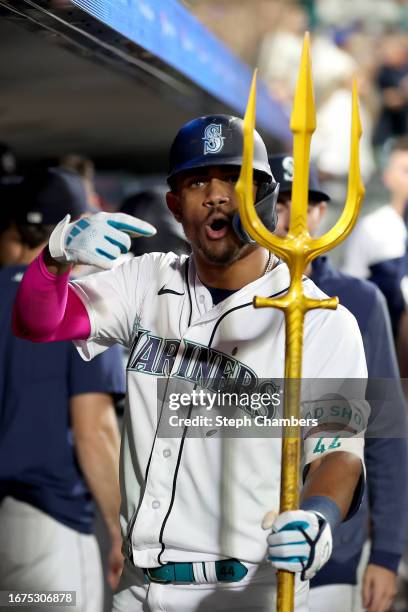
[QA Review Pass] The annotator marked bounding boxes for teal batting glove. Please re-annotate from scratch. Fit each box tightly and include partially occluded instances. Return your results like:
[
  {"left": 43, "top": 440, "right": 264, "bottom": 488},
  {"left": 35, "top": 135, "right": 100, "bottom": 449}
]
[
  {"left": 49, "top": 212, "right": 156, "bottom": 269},
  {"left": 264, "top": 509, "right": 333, "bottom": 581}
]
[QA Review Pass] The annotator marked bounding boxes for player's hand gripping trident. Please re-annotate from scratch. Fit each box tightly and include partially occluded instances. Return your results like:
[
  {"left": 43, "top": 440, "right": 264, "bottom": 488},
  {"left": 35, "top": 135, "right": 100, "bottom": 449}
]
[{"left": 235, "top": 33, "right": 365, "bottom": 612}]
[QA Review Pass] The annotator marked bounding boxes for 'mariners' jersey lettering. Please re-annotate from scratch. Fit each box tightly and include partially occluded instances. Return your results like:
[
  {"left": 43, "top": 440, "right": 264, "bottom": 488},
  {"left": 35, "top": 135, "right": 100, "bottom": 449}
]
[
  {"left": 186, "top": 342, "right": 221, "bottom": 383},
  {"left": 128, "top": 332, "right": 162, "bottom": 373},
  {"left": 128, "top": 331, "right": 259, "bottom": 393},
  {"left": 154, "top": 339, "right": 180, "bottom": 376},
  {"left": 172, "top": 339, "right": 197, "bottom": 379}
]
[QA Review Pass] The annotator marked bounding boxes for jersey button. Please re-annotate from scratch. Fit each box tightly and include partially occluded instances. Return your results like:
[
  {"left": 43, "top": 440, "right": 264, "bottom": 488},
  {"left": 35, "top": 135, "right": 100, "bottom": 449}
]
[
  {"left": 199, "top": 295, "right": 205, "bottom": 303},
  {"left": 152, "top": 500, "right": 161, "bottom": 509},
  {"left": 163, "top": 448, "right": 171, "bottom": 458}
]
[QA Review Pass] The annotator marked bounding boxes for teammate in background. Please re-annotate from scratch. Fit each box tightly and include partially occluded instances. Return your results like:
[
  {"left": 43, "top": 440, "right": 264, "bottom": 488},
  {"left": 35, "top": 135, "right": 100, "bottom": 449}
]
[
  {"left": 0, "top": 168, "right": 125, "bottom": 611},
  {"left": 13, "top": 116, "right": 368, "bottom": 612},
  {"left": 59, "top": 154, "right": 101, "bottom": 209},
  {"left": 120, "top": 188, "right": 189, "bottom": 256},
  {"left": 342, "top": 137, "right": 408, "bottom": 337},
  {"left": 271, "top": 153, "right": 408, "bottom": 612}
]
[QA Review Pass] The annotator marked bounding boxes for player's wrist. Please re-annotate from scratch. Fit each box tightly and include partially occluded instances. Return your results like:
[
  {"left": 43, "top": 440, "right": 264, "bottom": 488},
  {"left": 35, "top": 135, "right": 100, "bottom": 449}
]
[
  {"left": 42, "top": 245, "right": 72, "bottom": 276},
  {"left": 300, "top": 495, "right": 342, "bottom": 533},
  {"left": 104, "top": 519, "right": 122, "bottom": 544}
]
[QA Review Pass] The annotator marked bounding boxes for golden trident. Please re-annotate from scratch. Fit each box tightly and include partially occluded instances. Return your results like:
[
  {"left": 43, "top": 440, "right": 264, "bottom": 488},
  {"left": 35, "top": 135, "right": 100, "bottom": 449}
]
[{"left": 235, "top": 33, "right": 365, "bottom": 612}]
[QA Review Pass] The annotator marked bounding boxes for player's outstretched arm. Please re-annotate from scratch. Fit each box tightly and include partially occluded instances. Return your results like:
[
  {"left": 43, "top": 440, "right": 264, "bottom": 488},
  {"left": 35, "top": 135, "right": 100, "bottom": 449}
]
[
  {"left": 12, "top": 212, "right": 156, "bottom": 343},
  {"left": 265, "top": 451, "right": 362, "bottom": 580}
]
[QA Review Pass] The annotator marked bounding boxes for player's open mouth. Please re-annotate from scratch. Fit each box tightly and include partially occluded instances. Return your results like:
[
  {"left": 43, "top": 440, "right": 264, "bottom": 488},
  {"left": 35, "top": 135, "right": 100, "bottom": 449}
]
[{"left": 205, "top": 216, "right": 231, "bottom": 240}]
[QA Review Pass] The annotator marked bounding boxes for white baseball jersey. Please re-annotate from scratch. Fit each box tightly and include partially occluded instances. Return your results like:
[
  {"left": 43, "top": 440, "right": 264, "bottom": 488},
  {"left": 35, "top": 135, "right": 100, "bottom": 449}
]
[
  {"left": 70, "top": 253, "right": 367, "bottom": 569},
  {"left": 342, "top": 204, "right": 407, "bottom": 278}
]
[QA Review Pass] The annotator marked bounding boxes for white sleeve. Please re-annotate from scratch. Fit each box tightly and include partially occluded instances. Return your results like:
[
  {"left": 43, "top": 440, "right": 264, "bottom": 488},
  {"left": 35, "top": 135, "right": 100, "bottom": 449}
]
[
  {"left": 301, "top": 305, "right": 369, "bottom": 468},
  {"left": 342, "top": 212, "right": 406, "bottom": 277},
  {"left": 70, "top": 254, "right": 157, "bottom": 360},
  {"left": 342, "top": 222, "right": 372, "bottom": 278}
]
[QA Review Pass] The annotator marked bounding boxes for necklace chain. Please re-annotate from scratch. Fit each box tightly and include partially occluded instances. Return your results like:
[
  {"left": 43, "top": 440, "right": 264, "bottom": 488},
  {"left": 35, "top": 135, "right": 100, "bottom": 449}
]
[{"left": 264, "top": 252, "right": 275, "bottom": 275}]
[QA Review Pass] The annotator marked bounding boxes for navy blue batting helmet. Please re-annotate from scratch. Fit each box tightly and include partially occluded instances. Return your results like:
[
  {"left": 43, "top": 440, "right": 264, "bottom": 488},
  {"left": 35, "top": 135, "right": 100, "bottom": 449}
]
[
  {"left": 268, "top": 154, "right": 330, "bottom": 202},
  {"left": 167, "top": 114, "right": 273, "bottom": 185}
]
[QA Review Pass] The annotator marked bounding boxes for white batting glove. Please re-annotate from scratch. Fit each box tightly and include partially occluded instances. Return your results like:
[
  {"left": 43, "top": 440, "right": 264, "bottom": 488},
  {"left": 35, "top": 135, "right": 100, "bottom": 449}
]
[
  {"left": 49, "top": 212, "right": 157, "bottom": 270},
  {"left": 263, "top": 509, "right": 332, "bottom": 581}
]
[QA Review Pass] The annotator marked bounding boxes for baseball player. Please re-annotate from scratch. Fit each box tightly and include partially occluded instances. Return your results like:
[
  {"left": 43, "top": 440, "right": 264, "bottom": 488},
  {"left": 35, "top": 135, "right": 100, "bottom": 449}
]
[
  {"left": 0, "top": 168, "right": 126, "bottom": 611},
  {"left": 342, "top": 136, "right": 408, "bottom": 337},
  {"left": 270, "top": 153, "right": 408, "bottom": 612},
  {"left": 13, "top": 116, "right": 367, "bottom": 612}
]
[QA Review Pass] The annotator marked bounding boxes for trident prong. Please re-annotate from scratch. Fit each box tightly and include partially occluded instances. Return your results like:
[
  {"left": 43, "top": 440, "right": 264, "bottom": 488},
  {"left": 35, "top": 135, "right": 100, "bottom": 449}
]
[{"left": 235, "top": 32, "right": 364, "bottom": 612}]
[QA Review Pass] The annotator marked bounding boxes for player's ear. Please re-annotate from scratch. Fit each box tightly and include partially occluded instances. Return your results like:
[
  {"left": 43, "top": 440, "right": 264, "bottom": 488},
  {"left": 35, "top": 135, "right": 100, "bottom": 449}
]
[{"left": 166, "top": 191, "right": 182, "bottom": 223}]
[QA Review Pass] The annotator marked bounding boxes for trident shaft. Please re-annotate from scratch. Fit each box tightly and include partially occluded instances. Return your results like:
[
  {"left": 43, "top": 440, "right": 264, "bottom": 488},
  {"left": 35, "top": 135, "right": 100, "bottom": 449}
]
[{"left": 235, "top": 32, "right": 365, "bottom": 612}]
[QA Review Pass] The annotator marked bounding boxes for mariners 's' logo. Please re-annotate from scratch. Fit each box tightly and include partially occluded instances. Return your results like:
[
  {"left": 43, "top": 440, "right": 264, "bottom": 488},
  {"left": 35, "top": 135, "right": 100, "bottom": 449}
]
[
  {"left": 203, "top": 124, "right": 225, "bottom": 155},
  {"left": 282, "top": 156, "right": 294, "bottom": 182}
]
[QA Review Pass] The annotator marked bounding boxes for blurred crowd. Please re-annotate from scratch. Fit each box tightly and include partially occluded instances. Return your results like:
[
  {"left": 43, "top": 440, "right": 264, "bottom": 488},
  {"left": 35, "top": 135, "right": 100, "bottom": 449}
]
[{"left": 191, "top": 0, "right": 408, "bottom": 203}]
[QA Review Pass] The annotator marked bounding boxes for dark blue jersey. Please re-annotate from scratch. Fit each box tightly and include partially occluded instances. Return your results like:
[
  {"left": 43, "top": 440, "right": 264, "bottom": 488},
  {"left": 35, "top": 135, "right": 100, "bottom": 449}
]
[
  {"left": 369, "top": 254, "right": 407, "bottom": 337},
  {"left": 310, "top": 256, "right": 408, "bottom": 586},
  {"left": 0, "top": 265, "right": 125, "bottom": 534}
]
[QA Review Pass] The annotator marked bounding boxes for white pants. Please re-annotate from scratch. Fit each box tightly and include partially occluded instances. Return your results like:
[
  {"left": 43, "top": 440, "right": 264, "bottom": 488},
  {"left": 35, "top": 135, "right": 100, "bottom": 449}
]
[
  {"left": 113, "top": 559, "right": 309, "bottom": 612},
  {"left": 309, "top": 584, "right": 354, "bottom": 611},
  {"left": 0, "top": 497, "right": 103, "bottom": 612}
]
